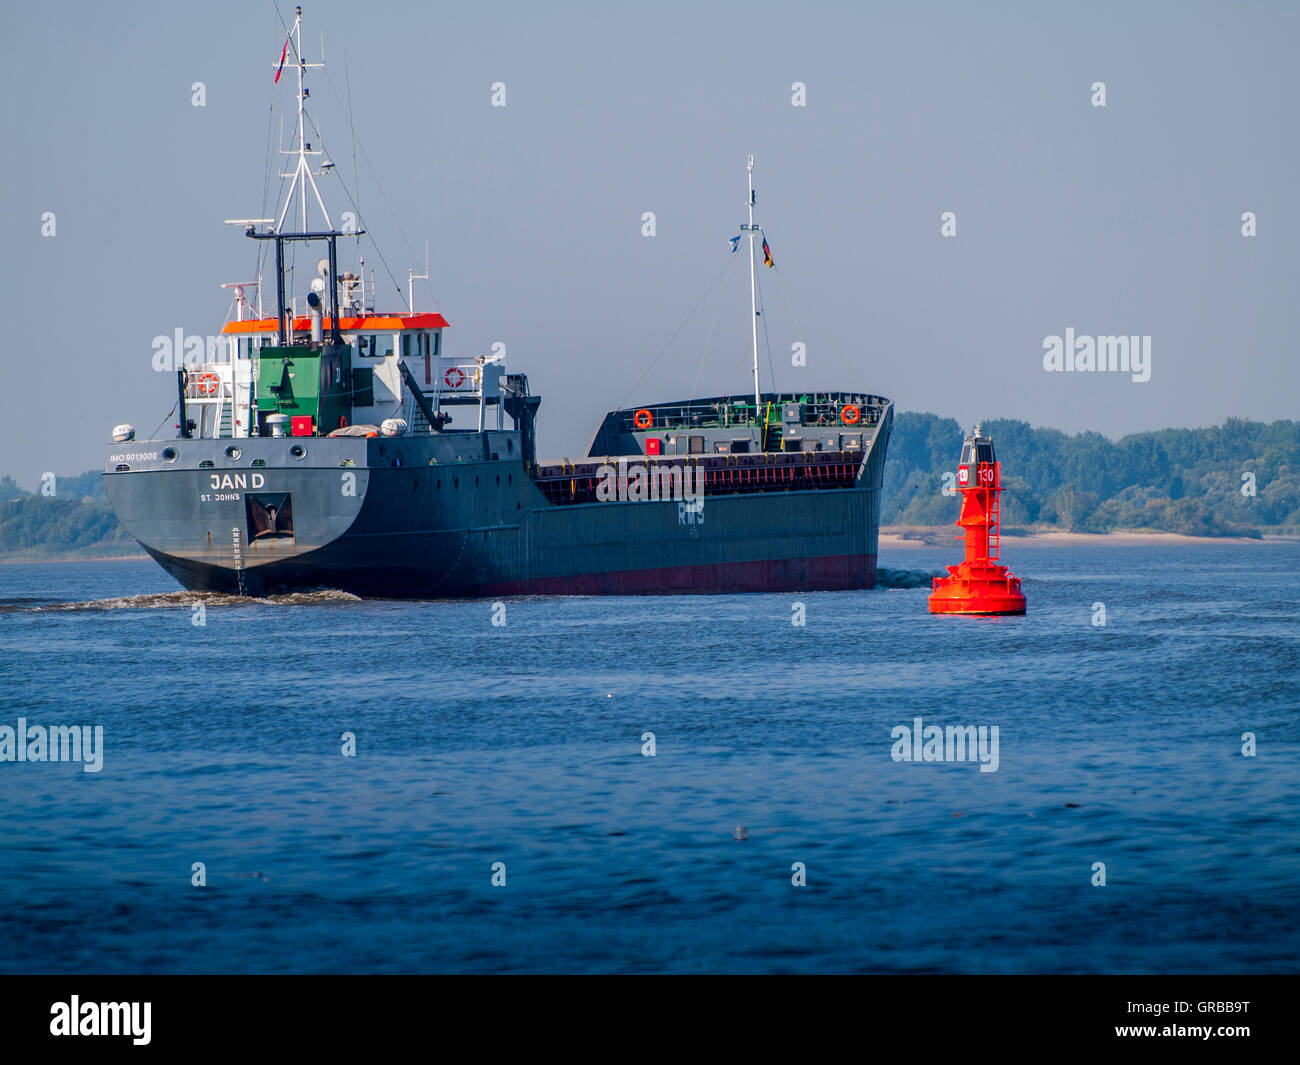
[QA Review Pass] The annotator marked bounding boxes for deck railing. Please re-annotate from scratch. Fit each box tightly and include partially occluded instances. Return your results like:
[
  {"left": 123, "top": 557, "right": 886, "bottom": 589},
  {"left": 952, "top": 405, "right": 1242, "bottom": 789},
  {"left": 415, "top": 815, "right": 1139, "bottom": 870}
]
[{"left": 619, "top": 393, "right": 885, "bottom": 435}]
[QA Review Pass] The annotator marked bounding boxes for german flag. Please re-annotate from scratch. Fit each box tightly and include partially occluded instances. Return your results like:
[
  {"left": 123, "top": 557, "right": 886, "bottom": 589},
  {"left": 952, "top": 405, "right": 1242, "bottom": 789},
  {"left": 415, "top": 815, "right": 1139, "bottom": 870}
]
[
  {"left": 274, "top": 30, "right": 291, "bottom": 84},
  {"left": 762, "top": 236, "right": 774, "bottom": 268}
]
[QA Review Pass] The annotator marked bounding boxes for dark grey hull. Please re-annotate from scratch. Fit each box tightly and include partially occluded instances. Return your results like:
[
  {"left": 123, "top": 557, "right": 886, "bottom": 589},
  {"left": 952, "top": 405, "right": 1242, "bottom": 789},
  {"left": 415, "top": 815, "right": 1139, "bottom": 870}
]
[{"left": 105, "top": 407, "right": 891, "bottom": 598}]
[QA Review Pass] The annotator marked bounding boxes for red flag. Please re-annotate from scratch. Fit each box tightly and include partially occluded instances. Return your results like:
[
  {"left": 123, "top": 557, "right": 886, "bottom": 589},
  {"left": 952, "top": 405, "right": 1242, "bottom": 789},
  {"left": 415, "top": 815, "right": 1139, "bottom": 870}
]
[{"left": 274, "top": 38, "right": 289, "bottom": 83}]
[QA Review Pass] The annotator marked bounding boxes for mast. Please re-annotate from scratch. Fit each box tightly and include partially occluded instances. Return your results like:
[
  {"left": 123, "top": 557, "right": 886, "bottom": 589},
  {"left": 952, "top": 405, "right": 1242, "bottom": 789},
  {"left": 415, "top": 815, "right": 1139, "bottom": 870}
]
[
  {"left": 243, "top": 5, "right": 357, "bottom": 348},
  {"left": 746, "top": 155, "right": 761, "bottom": 419},
  {"left": 296, "top": 10, "right": 306, "bottom": 233},
  {"left": 275, "top": 6, "right": 333, "bottom": 238},
  {"left": 408, "top": 241, "right": 429, "bottom": 314}
]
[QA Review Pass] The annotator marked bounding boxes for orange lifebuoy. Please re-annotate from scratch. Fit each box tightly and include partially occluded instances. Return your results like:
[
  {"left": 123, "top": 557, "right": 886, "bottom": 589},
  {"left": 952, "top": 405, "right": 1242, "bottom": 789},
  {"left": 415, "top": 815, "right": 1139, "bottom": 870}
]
[
  {"left": 841, "top": 404, "right": 860, "bottom": 425},
  {"left": 444, "top": 366, "right": 465, "bottom": 388},
  {"left": 633, "top": 408, "right": 653, "bottom": 430},
  {"left": 195, "top": 372, "right": 219, "bottom": 397}
]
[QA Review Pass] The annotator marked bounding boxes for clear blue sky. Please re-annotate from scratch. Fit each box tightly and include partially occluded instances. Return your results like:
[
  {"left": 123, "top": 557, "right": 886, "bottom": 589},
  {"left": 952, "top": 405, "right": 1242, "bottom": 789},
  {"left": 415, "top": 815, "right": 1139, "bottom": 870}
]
[{"left": 2, "top": 0, "right": 1295, "bottom": 485}]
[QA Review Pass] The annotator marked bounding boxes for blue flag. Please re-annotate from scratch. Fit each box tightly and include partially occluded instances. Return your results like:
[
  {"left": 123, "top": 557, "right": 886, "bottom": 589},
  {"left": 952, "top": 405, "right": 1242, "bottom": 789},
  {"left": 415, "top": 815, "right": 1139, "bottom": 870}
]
[{"left": 729, "top": 234, "right": 742, "bottom": 253}]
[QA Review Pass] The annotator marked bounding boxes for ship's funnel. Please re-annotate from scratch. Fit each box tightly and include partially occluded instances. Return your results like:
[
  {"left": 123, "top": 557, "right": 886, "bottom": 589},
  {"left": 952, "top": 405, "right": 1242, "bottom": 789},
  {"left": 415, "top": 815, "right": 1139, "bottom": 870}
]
[{"left": 307, "top": 290, "right": 323, "bottom": 343}]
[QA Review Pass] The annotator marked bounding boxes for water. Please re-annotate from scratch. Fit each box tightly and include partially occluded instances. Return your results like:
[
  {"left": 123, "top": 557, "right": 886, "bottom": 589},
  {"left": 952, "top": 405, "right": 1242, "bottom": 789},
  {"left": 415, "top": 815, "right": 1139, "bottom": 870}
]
[{"left": 1, "top": 543, "right": 1297, "bottom": 973}]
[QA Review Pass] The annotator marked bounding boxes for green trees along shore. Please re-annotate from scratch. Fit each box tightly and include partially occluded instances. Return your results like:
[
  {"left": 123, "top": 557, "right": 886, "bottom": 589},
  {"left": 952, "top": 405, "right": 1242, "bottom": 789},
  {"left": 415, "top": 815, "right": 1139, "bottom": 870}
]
[
  {"left": 0, "top": 473, "right": 136, "bottom": 559},
  {"left": 883, "top": 414, "right": 1300, "bottom": 536}
]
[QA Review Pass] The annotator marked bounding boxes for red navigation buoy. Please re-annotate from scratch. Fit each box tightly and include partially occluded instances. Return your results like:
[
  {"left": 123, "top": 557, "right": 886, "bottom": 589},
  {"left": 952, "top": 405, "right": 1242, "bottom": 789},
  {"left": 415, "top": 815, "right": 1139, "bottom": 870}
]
[{"left": 929, "top": 424, "right": 1027, "bottom": 615}]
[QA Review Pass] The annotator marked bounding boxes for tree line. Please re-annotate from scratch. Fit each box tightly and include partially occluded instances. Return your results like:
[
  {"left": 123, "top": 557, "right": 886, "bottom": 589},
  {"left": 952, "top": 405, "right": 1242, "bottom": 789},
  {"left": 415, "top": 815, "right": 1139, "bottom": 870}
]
[
  {"left": 883, "top": 413, "right": 1300, "bottom": 536},
  {"left": 0, "top": 473, "right": 136, "bottom": 558}
]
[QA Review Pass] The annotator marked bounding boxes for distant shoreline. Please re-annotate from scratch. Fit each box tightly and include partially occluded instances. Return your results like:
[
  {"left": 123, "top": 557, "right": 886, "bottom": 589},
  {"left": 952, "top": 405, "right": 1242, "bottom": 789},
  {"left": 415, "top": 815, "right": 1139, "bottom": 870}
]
[
  {"left": 0, "top": 553, "right": 148, "bottom": 565},
  {"left": 881, "top": 528, "right": 1296, "bottom": 548}
]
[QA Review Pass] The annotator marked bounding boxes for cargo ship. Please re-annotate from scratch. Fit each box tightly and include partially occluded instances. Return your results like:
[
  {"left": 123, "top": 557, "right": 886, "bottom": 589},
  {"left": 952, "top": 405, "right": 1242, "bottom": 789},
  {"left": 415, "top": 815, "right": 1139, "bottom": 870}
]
[{"left": 103, "top": 7, "right": 893, "bottom": 597}]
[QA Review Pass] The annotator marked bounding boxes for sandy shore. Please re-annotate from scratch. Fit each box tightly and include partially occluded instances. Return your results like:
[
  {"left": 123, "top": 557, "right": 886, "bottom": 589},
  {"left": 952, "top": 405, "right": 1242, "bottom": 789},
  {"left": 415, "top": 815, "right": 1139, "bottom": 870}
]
[{"left": 881, "top": 529, "right": 1291, "bottom": 548}]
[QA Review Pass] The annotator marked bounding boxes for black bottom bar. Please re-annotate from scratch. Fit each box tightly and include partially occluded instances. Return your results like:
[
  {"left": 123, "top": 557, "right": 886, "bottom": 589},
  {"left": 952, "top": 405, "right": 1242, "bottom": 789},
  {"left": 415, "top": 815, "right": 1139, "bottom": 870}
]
[{"left": 0, "top": 975, "right": 1291, "bottom": 1053}]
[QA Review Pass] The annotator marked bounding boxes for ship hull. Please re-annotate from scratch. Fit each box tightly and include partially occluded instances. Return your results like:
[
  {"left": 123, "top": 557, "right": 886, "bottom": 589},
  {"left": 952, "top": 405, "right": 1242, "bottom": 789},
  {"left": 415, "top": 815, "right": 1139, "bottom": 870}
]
[
  {"left": 105, "top": 408, "right": 890, "bottom": 598},
  {"left": 141, "top": 537, "right": 877, "bottom": 598}
]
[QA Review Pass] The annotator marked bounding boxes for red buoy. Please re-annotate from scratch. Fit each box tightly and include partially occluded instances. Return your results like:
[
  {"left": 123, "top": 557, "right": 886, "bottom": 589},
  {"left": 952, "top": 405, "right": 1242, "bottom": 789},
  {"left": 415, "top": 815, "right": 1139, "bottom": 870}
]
[{"left": 929, "top": 425, "right": 1026, "bottom": 615}]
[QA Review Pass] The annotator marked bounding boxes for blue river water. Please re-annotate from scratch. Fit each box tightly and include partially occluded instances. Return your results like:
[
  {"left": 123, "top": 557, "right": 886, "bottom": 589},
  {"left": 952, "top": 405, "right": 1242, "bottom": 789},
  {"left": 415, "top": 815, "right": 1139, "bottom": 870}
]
[{"left": 0, "top": 542, "right": 1297, "bottom": 974}]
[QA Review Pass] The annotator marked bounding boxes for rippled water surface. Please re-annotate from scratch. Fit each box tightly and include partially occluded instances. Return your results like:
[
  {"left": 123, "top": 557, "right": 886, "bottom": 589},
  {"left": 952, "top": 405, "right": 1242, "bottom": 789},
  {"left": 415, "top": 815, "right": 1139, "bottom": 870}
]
[{"left": 1, "top": 543, "right": 1297, "bottom": 973}]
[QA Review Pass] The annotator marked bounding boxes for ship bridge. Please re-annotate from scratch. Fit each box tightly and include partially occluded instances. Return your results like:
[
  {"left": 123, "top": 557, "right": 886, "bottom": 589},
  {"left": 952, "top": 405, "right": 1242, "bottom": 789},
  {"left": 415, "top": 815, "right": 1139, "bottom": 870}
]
[
  {"left": 158, "top": 3, "right": 509, "bottom": 447},
  {"left": 176, "top": 308, "right": 512, "bottom": 441}
]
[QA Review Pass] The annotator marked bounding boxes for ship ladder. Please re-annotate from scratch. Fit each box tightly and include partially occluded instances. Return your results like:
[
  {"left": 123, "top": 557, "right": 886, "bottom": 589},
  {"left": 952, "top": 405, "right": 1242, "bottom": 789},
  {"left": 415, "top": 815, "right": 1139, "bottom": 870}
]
[{"left": 987, "top": 465, "right": 1000, "bottom": 561}]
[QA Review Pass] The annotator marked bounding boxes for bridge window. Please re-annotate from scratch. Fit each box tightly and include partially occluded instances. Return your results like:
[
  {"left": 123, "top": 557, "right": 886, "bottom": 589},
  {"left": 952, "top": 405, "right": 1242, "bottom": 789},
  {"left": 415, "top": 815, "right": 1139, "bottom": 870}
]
[
  {"left": 358, "top": 334, "right": 394, "bottom": 359},
  {"left": 401, "top": 332, "right": 435, "bottom": 359}
]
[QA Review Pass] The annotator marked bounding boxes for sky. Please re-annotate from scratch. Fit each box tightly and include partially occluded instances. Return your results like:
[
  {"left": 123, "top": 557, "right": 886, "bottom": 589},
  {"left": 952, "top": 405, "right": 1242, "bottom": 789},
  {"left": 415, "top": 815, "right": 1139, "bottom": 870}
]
[{"left": 1, "top": 0, "right": 1296, "bottom": 485}]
